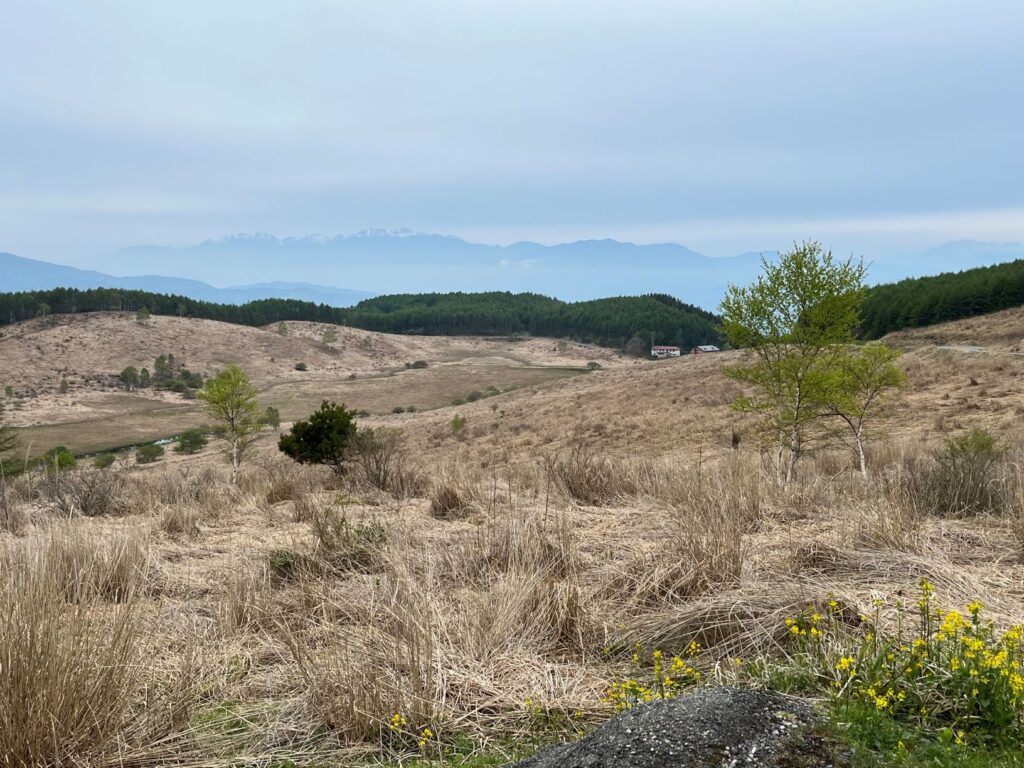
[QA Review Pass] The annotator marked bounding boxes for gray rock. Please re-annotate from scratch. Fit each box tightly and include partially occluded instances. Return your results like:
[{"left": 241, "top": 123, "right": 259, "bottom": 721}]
[{"left": 508, "top": 687, "right": 843, "bottom": 768}]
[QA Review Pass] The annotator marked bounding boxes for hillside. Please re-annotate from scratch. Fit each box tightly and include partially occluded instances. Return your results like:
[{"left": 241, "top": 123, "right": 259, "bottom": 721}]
[
  {"left": 0, "top": 287, "right": 722, "bottom": 352},
  {"left": 863, "top": 257, "right": 1024, "bottom": 338},
  {"left": 5, "top": 304, "right": 1024, "bottom": 768},
  {"left": 0, "top": 312, "right": 623, "bottom": 453}
]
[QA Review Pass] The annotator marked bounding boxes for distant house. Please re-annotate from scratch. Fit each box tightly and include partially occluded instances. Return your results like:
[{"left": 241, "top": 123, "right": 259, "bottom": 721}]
[
  {"left": 651, "top": 345, "right": 681, "bottom": 358},
  {"left": 692, "top": 345, "right": 721, "bottom": 354}
]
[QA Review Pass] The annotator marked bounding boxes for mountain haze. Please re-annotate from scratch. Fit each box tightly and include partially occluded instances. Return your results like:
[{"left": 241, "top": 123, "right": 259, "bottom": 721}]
[{"left": 0, "top": 252, "right": 373, "bottom": 307}]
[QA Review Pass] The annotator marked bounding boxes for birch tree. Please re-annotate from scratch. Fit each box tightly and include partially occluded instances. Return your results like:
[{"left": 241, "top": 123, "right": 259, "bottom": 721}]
[
  {"left": 720, "top": 242, "right": 866, "bottom": 485},
  {"left": 825, "top": 343, "right": 907, "bottom": 478},
  {"left": 198, "top": 364, "right": 261, "bottom": 484}
]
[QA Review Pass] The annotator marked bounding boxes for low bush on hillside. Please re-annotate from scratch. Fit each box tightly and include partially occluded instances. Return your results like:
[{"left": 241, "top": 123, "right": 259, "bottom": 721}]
[
  {"left": 45, "top": 467, "right": 129, "bottom": 518},
  {"left": 175, "top": 429, "right": 208, "bottom": 454},
  {"left": 891, "top": 428, "right": 1014, "bottom": 517},
  {"left": 93, "top": 452, "right": 117, "bottom": 469},
  {"left": 544, "top": 445, "right": 638, "bottom": 505},
  {"left": 136, "top": 444, "right": 165, "bottom": 464},
  {"left": 351, "top": 427, "right": 425, "bottom": 498}
]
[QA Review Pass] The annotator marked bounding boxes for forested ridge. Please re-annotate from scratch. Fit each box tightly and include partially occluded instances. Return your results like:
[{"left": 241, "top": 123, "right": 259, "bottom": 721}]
[
  {"left": 0, "top": 287, "right": 721, "bottom": 350},
  {"left": 3, "top": 256, "right": 1024, "bottom": 350},
  {"left": 861, "top": 258, "right": 1024, "bottom": 338}
]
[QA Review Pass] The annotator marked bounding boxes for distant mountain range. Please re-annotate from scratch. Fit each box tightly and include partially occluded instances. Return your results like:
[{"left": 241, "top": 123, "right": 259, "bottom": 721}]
[
  {"left": 3, "top": 233, "right": 1024, "bottom": 311},
  {"left": 0, "top": 252, "right": 373, "bottom": 307}
]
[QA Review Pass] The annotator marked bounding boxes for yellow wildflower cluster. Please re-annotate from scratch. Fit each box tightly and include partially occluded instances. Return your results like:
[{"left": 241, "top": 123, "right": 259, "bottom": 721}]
[
  {"left": 603, "top": 644, "right": 702, "bottom": 713},
  {"left": 791, "top": 581, "right": 1024, "bottom": 738}
]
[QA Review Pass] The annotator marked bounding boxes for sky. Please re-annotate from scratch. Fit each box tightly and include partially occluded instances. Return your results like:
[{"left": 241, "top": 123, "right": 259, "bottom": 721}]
[{"left": 2, "top": 0, "right": 1022, "bottom": 265}]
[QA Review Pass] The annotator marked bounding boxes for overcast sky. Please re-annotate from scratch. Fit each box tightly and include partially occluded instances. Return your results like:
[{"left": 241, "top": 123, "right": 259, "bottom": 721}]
[{"left": 2, "top": 0, "right": 1022, "bottom": 263}]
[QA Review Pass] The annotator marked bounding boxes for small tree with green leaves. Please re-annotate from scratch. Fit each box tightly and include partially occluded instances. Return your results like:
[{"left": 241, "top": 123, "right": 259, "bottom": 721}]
[
  {"left": 278, "top": 401, "right": 357, "bottom": 474},
  {"left": 261, "top": 406, "right": 281, "bottom": 429},
  {"left": 4, "top": 385, "right": 13, "bottom": 399},
  {"left": 136, "top": 443, "right": 164, "bottom": 464},
  {"left": 139, "top": 368, "right": 151, "bottom": 388},
  {"left": 119, "top": 366, "right": 140, "bottom": 391},
  {"left": 59, "top": 377, "right": 70, "bottom": 394},
  {"left": 720, "top": 241, "right": 867, "bottom": 485},
  {"left": 322, "top": 327, "right": 338, "bottom": 344},
  {"left": 824, "top": 344, "right": 907, "bottom": 477},
  {"left": 136, "top": 307, "right": 150, "bottom": 322},
  {"left": 175, "top": 429, "right": 208, "bottom": 455},
  {"left": 277, "top": 322, "right": 288, "bottom": 336},
  {"left": 198, "top": 364, "right": 261, "bottom": 484},
  {"left": 41, "top": 446, "right": 76, "bottom": 473}
]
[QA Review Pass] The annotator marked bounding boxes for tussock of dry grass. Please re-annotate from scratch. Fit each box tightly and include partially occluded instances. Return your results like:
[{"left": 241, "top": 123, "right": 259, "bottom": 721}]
[{"left": 4, "top": 340, "right": 1024, "bottom": 764}]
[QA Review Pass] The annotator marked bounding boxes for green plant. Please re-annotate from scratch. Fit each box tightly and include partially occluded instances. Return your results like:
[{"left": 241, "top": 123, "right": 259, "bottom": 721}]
[
  {"left": 450, "top": 414, "right": 466, "bottom": 432},
  {"left": 59, "top": 377, "right": 70, "bottom": 394},
  {"left": 294, "top": 362, "right": 308, "bottom": 371},
  {"left": 4, "top": 385, "right": 13, "bottom": 398},
  {"left": 278, "top": 400, "right": 357, "bottom": 473},
  {"left": 119, "top": 366, "right": 140, "bottom": 391},
  {"left": 136, "top": 444, "right": 164, "bottom": 464},
  {"left": 93, "top": 453, "right": 116, "bottom": 470},
  {"left": 261, "top": 406, "right": 281, "bottom": 429},
  {"left": 175, "top": 429, "right": 208, "bottom": 455},
  {"left": 782, "top": 582, "right": 1024, "bottom": 744},
  {"left": 42, "top": 446, "right": 76, "bottom": 473},
  {"left": 198, "top": 364, "right": 262, "bottom": 484},
  {"left": 720, "top": 241, "right": 867, "bottom": 485},
  {"left": 392, "top": 406, "right": 405, "bottom": 414},
  {"left": 603, "top": 644, "right": 703, "bottom": 712},
  {"left": 586, "top": 361, "right": 602, "bottom": 370}
]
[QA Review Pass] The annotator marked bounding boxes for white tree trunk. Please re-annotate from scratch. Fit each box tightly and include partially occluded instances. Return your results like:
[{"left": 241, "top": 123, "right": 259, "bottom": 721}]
[
  {"left": 230, "top": 433, "right": 240, "bottom": 485},
  {"left": 855, "top": 430, "right": 868, "bottom": 479}
]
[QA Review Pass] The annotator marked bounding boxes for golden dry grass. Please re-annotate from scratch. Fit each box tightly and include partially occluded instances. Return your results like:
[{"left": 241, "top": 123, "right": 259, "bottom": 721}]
[
  {"left": 3, "top": 308, "right": 1024, "bottom": 764},
  {"left": 1, "top": 313, "right": 617, "bottom": 454}
]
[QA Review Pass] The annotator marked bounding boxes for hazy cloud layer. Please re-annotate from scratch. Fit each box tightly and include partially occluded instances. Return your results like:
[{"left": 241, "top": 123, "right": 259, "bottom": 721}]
[{"left": 2, "top": 1, "right": 1022, "bottom": 264}]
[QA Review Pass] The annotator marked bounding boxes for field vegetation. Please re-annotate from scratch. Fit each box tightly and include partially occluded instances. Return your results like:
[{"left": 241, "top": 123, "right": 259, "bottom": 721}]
[{"left": 3, "top": 247, "right": 1024, "bottom": 765}]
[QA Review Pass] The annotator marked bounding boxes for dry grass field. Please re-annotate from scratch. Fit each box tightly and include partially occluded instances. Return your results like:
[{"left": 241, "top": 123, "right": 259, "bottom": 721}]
[
  {"left": 3, "top": 309, "right": 1024, "bottom": 766},
  {"left": 0, "top": 313, "right": 620, "bottom": 454}
]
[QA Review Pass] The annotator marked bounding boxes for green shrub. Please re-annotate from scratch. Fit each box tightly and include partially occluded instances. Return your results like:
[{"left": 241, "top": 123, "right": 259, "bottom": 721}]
[
  {"left": 587, "top": 361, "right": 602, "bottom": 370},
  {"left": 135, "top": 444, "right": 164, "bottom": 464},
  {"left": 407, "top": 360, "right": 428, "bottom": 369},
  {"left": 41, "top": 446, "right": 76, "bottom": 473},
  {"left": 261, "top": 406, "right": 281, "bottom": 429},
  {"left": 392, "top": 406, "right": 405, "bottom": 414},
  {"left": 294, "top": 362, "right": 308, "bottom": 371},
  {"left": 92, "top": 453, "right": 116, "bottom": 470},
  {"left": 278, "top": 401, "right": 357, "bottom": 473},
  {"left": 175, "top": 429, "right": 207, "bottom": 455},
  {"left": 897, "top": 429, "right": 1008, "bottom": 517},
  {"left": 450, "top": 414, "right": 466, "bottom": 432}
]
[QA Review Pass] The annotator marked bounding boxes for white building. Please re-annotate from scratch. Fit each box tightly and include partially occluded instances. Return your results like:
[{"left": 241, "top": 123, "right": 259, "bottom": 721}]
[{"left": 650, "top": 345, "right": 682, "bottom": 358}]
